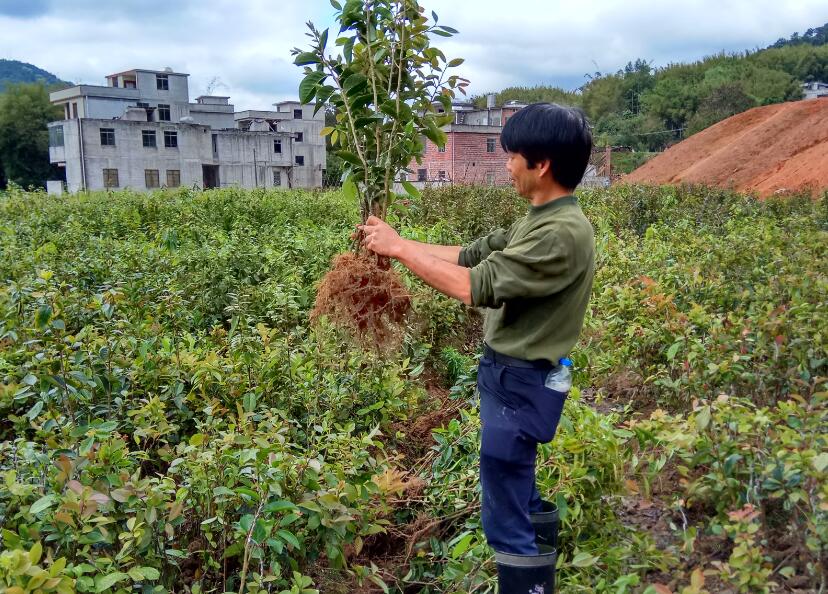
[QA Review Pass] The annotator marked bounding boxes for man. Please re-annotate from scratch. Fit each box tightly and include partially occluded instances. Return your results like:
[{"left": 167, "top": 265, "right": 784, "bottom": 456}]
[{"left": 360, "top": 102, "right": 595, "bottom": 592}]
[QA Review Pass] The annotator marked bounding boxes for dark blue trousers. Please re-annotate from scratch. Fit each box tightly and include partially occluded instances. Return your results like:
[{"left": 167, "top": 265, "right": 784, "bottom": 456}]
[{"left": 477, "top": 354, "right": 567, "bottom": 555}]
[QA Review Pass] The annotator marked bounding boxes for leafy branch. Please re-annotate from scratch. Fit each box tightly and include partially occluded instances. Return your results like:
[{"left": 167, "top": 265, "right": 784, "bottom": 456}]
[{"left": 292, "top": 0, "right": 468, "bottom": 223}]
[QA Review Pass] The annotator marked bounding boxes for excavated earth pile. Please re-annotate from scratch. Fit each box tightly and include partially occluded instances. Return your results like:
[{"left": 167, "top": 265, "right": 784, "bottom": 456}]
[{"left": 624, "top": 98, "right": 828, "bottom": 197}]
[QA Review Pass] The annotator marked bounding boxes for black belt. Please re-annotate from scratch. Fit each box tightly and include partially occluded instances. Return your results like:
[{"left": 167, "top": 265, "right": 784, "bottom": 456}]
[{"left": 483, "top": 344, "right": 555, "bottom": 370}]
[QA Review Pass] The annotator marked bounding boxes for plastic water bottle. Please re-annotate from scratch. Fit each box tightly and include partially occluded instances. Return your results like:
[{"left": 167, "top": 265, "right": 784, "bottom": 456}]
[{"left": 544, "top": 358, "right": 572, "bottom": 392}]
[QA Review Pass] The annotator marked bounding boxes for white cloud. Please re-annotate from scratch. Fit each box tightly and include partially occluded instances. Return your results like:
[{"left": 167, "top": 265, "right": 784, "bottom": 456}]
[{"left": 0, "top": 0, "right": 825, "bottom": 107}]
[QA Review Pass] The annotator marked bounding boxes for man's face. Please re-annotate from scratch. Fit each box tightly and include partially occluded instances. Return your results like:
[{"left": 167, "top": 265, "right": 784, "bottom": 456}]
[{"left": 505, "top": 151, "right": 536, "bottom": 198}]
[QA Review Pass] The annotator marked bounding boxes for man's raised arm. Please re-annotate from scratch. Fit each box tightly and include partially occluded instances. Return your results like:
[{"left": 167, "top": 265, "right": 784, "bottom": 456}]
[{"left": 401, "top": 240, "right": 462, "bottom": 264}]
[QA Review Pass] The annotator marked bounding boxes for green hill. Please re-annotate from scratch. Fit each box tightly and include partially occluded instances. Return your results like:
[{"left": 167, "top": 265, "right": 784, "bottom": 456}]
[{"left": 0, "top": 59, "right": 70, "bottom": 92}]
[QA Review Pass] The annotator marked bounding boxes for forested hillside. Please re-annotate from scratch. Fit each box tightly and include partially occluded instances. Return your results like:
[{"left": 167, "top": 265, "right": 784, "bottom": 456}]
[
  {"left": 0, "top": 59, "right": 68, "bottom": 92},
  {"left": 474, "top": 23, "right": 828, "bottom": 151}
]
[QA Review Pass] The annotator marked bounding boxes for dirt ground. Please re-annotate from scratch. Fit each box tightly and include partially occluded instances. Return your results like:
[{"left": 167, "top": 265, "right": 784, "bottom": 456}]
[{"left": 624, "top": 97, "right": 828, "bottom": 197}]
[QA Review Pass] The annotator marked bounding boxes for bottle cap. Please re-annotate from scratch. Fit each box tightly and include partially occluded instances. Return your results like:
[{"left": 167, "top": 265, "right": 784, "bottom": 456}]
[{"left": 560, "top": 357, "right": 572, "bottom": 367}]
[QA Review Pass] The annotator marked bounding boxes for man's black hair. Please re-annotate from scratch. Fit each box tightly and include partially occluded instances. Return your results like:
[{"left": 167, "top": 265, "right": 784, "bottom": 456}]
[{"left": 500, "top": 102, "right": 593, "bottom": 190}]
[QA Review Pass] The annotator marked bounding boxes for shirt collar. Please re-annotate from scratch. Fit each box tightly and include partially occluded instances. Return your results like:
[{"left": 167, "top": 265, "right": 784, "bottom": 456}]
[{"left": 528, "top": 194, "right": 577, "bottom": 216}]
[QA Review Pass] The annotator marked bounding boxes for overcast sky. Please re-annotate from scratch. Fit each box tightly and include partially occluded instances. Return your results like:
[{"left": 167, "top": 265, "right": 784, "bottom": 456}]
[{"left": 0, "top": 0, "right": 825, "bottom": 110}]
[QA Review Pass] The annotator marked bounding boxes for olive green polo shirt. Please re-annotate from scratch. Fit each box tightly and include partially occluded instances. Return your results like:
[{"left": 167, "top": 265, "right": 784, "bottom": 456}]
[{"left": 458, "top": 195, "right": 595, "bottom": 365}]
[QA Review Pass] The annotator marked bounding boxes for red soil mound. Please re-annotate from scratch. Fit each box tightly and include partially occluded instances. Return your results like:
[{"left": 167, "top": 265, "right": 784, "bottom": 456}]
[{"left": 624, "top": 98, "right": 828, "bottom": 197}]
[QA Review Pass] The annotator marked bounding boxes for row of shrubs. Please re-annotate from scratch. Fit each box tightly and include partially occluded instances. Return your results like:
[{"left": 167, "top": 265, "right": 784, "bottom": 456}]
[{"left": 1, "top": 183, "right": 826, "bottom": 592}]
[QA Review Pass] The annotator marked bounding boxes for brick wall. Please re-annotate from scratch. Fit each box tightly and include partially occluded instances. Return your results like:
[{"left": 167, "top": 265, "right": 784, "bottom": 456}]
[{"left": 407, "top": 131, "right": 511, "bottom": 185}]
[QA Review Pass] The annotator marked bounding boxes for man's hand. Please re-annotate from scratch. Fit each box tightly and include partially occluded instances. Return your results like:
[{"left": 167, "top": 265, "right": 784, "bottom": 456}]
[{"left": 358, "top": 216, "right": 404, "bottom": 258}]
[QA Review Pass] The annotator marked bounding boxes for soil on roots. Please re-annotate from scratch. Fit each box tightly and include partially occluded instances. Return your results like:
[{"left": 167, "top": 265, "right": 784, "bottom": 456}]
[{"left": 311, "top": 252, "right": 411, "bottom": 351}]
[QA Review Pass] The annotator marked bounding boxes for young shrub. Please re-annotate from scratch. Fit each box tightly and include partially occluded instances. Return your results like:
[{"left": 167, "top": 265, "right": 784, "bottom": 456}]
[{"left": 293, "top": 0, "right": 468, "bottom": 349}]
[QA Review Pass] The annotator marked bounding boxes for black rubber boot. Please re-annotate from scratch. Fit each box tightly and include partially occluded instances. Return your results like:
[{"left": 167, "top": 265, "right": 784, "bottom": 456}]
[
  {"left": 495, "top": 547, "right": 556, "bottom": 594},
  {"left": 530, "top": 500, "right": 559, "bottom": 550}
]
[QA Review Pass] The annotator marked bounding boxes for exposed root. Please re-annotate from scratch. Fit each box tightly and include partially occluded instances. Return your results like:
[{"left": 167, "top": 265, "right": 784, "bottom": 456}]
[{"left": 311, "top": 252, "right": 411, "bottom": 351}]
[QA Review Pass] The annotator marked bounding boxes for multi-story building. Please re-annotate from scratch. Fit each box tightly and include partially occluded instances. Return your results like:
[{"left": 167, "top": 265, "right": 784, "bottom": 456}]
[
  {"left": 405, "top": 96, "right": 526, "bottom": 186},
  {"left": 47, "top": 67, "right": 325, "bottom": 192}
]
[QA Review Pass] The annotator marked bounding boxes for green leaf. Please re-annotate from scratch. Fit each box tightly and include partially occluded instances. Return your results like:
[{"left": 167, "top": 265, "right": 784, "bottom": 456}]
[
  {"left": 95, "top": 572, "right": 129, "bottom": 592},
  {"left": 35, "top": 304, "right": 52, "bottom": 329},
  {"left": 277, "top": 529, "right": 301, "bottom": 549},
  {"left": 666, "top": 340, "right": 683, "bottom": 361},
  {"left": 343, "top": 37, "right": 355, "bottom": 63},
  {"left": 29, "top": 494, "right": 57, "bottom": 515},
  {"left": 330, "top": 0, "right": 341, "bottom": 9},
  {"left": 555, "top": 493, "right": 569, "bottom": 521},
  {"left": 695, "top": 406, "right": 711, "bottom": 431},
  {"left": 26, "top": 400, "right": 44, "bottom": 420},
  {"left": 447, "top": 58, "right": 464, "bottom": 67},
  {"left": 571, "top": 551, "right": 599, "bottom": 567},
  {"left": 401, "top": 181, "right": 421, "bottom": 199},
  {"left": 28, "top": 541, "right": 43, "bottom": 564},
  {"left": 265, "top": 500, "right": 298, "bottom": 513},
  {"left": 813, "top": 452, "right": 828, "bottom": 473},
  {"left": 293, "top": 52, "right": 320, "bottom": 66},
  {"left": 243, "top": 392, "right": 257, "bottom": 412},
  {"left": 128, "top": 567, "right": 144, "bottom": 582},
  {"left": 342, "top": 73, "right": 368, "bottom": 93},
  {"left": 337, "top": 151, "right": 363, "bottom": 167},
  {"left": 189, "top": 433, "right": 205, "bottom": 447},
  {"left": 342, "top": 178, "right": 358, "bottom": 201},
  {"left": 438, "top": 25, "right": 459, "bottom": 34},
  {"left": 450, "top": 532, "right": 473, "bottom": 559},
  {"left": 299, "top": 72, "right": 326, "bottom": 104}
]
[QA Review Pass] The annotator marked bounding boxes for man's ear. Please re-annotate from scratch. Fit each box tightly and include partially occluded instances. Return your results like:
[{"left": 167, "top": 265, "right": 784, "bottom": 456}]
[{"left": 536, "top": 159, "right": 552, "bottom": 178}]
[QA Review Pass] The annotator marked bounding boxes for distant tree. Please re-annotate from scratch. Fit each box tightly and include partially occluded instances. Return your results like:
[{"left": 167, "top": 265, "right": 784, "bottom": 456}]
[
  {"left": 0, "top": 83, "right": 63, "bottom": 189},
  {"left": 594, "top": 112, "right": 668, "bottom": 151},
  {"left": 580, "top": 75, "right": 625, "bottom": 121},
  {"left": 641, "top": 63, "right": 705, "bottom": 130},
  {"left": 750, "top": 44, "right": 828, "bottom": 82},
  {"left": 771, "top": 22, "right": 828, "bottom": 48},
  {"left": 619, "top": 59, "right": 655, "bottom": 114},
  {"left": 686, "top": 82, "right": 756, "bottom": 135},
  {"left": 470, "top": 85, "right": 580, "bottom": 109}
]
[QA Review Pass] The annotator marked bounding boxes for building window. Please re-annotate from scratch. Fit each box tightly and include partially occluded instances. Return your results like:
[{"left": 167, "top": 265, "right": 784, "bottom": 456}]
[
  {"left": 296, "top": 132, "right": 303, "bottom": 142},
  {"left": 273, "top": 139, "right": 282, "bottom": 153},
  {"left": 100, "top": 128, "right": 115, "bottom": 146},
  {"left": 486, "top": 137, "right": 497, "bottom": 153},
  {"left": 72, "top": 103, "right": 78, "bottom": 119},
  {"left": 486, "top": 171, "right": 496, "bottom": 185},
  {"left": 142, "top": 130, "right": 156, "bottom": 148},
  {"left": 438, "top": 170, "right": 446, "bottom": 180},
  {"left": 49, "top": 126, "right": 64, "bottom": 147},
  {"left": 295, "top": 155, "right": 304, "bottom": 166},
  {"left": 166, "top": 170, "right": 181, "bottom": 188},
  {"left": 156, "top": 74, "right": 169, "bottom": 90},
  {"left": 212, "top": 134, "right": 218, "bottom": 155},
  {"left": 145, "top": 169, "right": 160, "bottom": 188},
  {"left": 293, "top": 109, "right": 302, "bottom": 119},
  {"left": 164, "top": 130, "right": 178, "bottom": 148},
  {"left": 273, "top": 169, "right": 282, "bottom": 186},
  {"left": 417, "top": 168, "right": 427, "bottom": 181},
  {"left": 438, "top": 145, "right": 446, "bottom": 153},
  {"left": 103, "top": 169, "right": 119, "bottom": 189},
  {"left": 158, "top": 104, "right": 171, "bottom": 121}
]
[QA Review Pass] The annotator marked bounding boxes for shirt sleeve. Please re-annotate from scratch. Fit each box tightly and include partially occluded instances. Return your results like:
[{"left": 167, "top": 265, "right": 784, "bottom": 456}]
[
  {"left": 458, "top": 227, "right": 511, "bottom": 268},
  {"left": 469, "top": 228, "right": 578, "bottom": 308}
]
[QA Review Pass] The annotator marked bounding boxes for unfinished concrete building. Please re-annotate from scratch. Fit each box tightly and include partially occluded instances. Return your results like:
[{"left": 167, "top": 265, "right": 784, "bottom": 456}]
[{"left": 48, "top": 68, "right": 325, "bottom": 193}]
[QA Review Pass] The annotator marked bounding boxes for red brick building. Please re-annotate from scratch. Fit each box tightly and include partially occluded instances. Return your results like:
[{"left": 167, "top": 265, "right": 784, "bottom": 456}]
[{"left": 406, "top": 100, "right": 526, "bottom": 185}]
